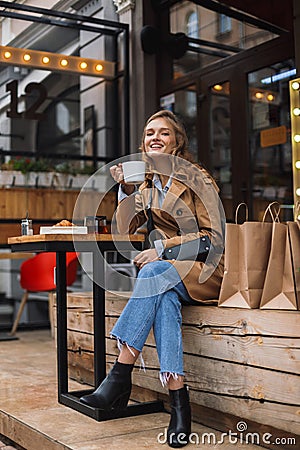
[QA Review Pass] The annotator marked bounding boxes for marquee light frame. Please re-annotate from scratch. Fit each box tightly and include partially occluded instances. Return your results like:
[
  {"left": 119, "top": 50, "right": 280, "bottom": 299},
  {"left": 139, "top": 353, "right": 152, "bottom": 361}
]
[
  {"left": 0, "top": 45, "right": 116, "bottom": 79},
  {"left": 289, "top": 77, "right": 300, "bottom": 219}
]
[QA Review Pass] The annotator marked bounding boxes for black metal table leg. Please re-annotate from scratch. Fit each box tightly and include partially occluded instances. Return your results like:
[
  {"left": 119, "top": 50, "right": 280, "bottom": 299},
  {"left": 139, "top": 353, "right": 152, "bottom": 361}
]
[
  {"left": 93, "top": 249, "right": 106, "bottom": 386},
  {"left": 55, "top": 251, "right": 68, "bottom": 398}
]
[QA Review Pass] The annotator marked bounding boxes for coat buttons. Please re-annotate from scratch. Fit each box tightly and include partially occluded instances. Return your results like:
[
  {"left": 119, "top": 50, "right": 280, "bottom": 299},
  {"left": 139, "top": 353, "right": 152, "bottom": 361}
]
[{"left": 176, "top": 209, "right": 183, "bottom": 216}]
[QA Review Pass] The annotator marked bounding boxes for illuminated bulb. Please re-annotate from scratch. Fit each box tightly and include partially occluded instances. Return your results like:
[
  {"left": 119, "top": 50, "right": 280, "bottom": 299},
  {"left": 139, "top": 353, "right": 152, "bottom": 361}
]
[
  {"left": 296, "top": 187, "right": 300, "bottom": 196},
  {"left": 4, "top": 51, "right": 11, "bottom": 59},
  {"left": 80, "top": 61, "right": 88, "bottom": 70},
  {"left": 255, "top": 92, "right": 264, "bottom": 99},
  {"left": 296, "top": 160, "right": 300, "bottom": 169},
  {"left": 293, "top": 107, "right": 300, "bottom": 116},
  {"left": 292, "top": 81, "right": 300, "bottom": 90},
  {"left": 267, "top": 94, "right": 274, "bottom": 101},
  {"left": 42, "top": 56, "right": 50, "bottom": 64},
  {"left": 23, "top": 53, "right": 31, "bottom": 62},
  {"left": 60, "top": 59, "right": 68, "bottom": 67},
  {"left": 294, "top": 134, "right": 300, "bottom": 143},
  {"left": 95, "top": 64, "right": 103, "bottom": 72},
  {"left": 213, "top": 84, "right": 223, "bottom": 91},
  {"left": 298, "top": 214, "right": 300, "bottom": 221}
]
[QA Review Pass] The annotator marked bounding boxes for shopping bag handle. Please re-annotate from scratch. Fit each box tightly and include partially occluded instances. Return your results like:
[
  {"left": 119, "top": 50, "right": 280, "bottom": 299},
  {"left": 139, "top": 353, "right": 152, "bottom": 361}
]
[
  {"left": 262, "top": 201, "right": 281, "bottom": 223},
  {"left": 295, "top": 201, "right": 300, "bottom": 223},
  {"left": 235, "top": 202, "right": 248, "bottom": 224}
]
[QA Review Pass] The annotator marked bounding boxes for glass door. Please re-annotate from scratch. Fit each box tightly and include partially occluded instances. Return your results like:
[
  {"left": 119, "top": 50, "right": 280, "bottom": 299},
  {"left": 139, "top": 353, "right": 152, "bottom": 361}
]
[
  {"left": 248, "top": 60, "right": 295, "bottom": 221},
  {"left": 209, "top": 81, "right": 232, "bottom": 220}
]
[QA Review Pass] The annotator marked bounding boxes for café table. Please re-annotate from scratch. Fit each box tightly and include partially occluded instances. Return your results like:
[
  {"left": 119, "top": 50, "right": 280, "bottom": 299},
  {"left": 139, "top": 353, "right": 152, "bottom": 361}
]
[{"left": 8, "top": 233, "right": 165, "bottom": 421}]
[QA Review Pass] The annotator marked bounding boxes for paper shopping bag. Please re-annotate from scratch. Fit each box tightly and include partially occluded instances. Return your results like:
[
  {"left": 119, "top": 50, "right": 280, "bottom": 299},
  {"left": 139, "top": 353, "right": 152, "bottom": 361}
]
[
  {"left": 287, "top": 221, "right": 300, "bottom": 309},
  {"left": 260, "top": 222, "right": 298, "bottom": 310},
  {"left": 219, "top": 220, "right": 273, "bottom": 308}
]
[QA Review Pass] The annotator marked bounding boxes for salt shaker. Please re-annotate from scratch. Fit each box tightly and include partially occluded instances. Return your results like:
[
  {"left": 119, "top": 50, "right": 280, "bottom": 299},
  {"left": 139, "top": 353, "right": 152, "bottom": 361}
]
[{"left": 21, "top": 218, "right": 33, "bottom": 236}]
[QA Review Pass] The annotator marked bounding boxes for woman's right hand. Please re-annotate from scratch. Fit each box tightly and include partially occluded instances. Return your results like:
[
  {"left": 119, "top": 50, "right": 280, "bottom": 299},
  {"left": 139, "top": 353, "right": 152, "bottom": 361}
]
[
  {"left": 110, "top": 163, "right": 125, "bottom": 184},
  {"left": 110, "top": 163, "right": 135, "bottom": 195}
]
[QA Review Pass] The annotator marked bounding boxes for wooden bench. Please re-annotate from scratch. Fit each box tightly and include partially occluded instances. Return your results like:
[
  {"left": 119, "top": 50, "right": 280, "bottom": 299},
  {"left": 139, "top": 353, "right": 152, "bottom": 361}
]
[{"left": 53, "top": 291, "right": 300, "bottom": 446}]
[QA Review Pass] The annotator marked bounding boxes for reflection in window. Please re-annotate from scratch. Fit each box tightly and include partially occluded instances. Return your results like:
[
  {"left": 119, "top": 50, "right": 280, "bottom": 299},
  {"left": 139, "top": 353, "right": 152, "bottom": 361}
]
[
  {"left": 56, "top": 103, "right": 69, "bottom": 135},
  {"left": 170, "top": 2, "right": 278, "bottom": 78},
  {"left": 218, "top": 14, "right": 232, "bottom": 35},
  {"left": 210, "top": 82, "right": 232, "bottom": 200},
  {"left": 37, "top": 83, "right": 80, "bottom": 158},
  {"left": 160, "top": 86, "right": 198, "bottom": 161},
  {"left": 186, "top": 11, "right": 198, "bottom": 38}
]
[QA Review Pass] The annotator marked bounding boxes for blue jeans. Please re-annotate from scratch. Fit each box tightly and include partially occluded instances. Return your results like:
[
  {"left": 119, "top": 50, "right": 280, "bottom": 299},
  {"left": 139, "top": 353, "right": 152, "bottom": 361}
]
[{"left": 110, "top": 260, "right": 197, "bottom": 383}]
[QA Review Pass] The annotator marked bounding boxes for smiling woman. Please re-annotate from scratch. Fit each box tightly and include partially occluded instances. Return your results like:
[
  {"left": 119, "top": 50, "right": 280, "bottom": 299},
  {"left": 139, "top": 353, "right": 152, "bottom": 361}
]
[{"left": 80, "top": 109, "right": 225, "bottom": 448}]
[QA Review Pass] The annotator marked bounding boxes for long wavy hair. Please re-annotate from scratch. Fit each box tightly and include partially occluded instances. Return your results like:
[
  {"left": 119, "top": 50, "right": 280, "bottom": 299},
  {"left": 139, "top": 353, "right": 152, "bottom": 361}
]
[{"left": 139, "top": 110, "right": 194, "bottom": 162}]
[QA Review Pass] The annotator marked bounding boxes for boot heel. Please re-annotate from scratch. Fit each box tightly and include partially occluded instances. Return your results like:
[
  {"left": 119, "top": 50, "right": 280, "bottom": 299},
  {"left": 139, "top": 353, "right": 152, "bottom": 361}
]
[
  {"left": 112, "top": 390, "right": 131, "bottom": 411},
  {"left": 79, "top": 360, "right": 133, "bottom": 410}
]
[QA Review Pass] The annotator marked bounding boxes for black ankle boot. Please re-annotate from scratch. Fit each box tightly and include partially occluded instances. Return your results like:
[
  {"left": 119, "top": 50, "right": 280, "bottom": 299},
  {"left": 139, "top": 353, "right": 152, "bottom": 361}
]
[
  {"left": 80, "top": 360, "right": 133, "bottom": 410},
  {"left": 167, "top": 385, "right": 191, "bottom": 448}
]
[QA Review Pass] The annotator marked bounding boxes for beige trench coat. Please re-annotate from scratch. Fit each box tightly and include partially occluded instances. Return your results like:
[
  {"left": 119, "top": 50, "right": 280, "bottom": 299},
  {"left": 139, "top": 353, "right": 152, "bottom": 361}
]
[{"left": 115, "top": 164, "right": 224, "bottom": 303}]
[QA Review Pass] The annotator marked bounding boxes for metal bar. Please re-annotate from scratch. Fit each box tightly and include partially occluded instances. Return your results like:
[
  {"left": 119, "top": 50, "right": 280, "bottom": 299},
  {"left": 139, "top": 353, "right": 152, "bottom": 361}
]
[
  {"left": 56, "top": 251, "right": 68, "bottom": 397},
  {"left": 123, "top": 26, "right": 130, "bottom": 156},
  {"left": 0, "top": 1, "right": 128, "bottom": 31},
  {"left": 0, "top": 9, "right": 116, "bottom": 36},
  {"left": 92, "top": 250, "right": 106, "bottom": 385},
  {"left": 187, "top": 44, "right": 230, "bottom": 58},
  {"left": 188, "top": 36, "right": 241, "bottom": 53}
]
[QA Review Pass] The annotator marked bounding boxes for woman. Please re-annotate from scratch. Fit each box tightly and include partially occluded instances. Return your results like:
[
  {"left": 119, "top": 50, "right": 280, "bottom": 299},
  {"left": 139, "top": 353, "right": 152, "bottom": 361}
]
[{"left": 80, "top": 110, "right": 224, "bottom": 448}]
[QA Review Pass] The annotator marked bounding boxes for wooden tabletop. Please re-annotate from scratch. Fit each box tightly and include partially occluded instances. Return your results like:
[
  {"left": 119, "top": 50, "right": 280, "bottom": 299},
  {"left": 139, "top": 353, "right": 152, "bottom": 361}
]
[{"left": 8, "top": 234, "right": 145, "bottom": 245}]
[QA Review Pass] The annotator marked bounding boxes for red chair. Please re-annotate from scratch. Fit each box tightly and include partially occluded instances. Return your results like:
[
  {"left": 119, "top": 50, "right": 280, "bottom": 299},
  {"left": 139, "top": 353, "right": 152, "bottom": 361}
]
[{"left": 10, "top": 252, "right": 78, "bottom": 335}]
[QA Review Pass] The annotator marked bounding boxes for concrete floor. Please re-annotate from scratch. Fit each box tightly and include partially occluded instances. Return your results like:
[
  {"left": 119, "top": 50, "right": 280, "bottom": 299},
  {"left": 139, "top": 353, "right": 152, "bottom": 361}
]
[{"left": 0, "top": 329, "right": 264, "bottom": 450}]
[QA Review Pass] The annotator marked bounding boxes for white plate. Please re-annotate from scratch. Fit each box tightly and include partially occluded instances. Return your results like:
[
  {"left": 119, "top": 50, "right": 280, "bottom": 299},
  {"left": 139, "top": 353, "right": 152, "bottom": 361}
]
[{"left": 40, "top": 226, "right": 88, "bottom": 234}]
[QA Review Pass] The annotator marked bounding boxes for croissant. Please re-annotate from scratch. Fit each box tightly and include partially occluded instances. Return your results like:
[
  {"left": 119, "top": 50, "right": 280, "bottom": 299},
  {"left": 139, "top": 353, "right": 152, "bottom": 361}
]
[{"left": 54, "top": 219, "right": 75, "bottom": 227}]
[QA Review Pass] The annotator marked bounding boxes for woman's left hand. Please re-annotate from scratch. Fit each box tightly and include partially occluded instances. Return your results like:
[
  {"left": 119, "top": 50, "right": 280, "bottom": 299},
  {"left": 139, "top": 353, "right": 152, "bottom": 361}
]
[{"left": 133, "top": 248, "right": 159, "bottom": 269}]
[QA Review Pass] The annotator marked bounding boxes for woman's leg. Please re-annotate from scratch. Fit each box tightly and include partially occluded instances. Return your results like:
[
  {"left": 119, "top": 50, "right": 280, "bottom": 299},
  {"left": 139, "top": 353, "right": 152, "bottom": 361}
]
[{"left": 111, "top": 261, "right": 185, "bottom": 369}]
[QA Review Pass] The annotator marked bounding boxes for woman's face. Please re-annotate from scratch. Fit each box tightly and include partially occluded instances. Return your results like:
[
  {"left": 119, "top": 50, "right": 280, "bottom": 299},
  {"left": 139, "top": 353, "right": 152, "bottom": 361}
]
[{"left": 144, "top": 117, "right": 176, "bottom": 155}]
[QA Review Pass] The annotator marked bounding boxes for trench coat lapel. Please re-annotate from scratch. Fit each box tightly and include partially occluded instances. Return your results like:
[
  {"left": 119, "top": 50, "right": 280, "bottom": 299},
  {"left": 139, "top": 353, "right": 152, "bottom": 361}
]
[{"left": 162, "top": 175, "right": 188, "bottom": 212}]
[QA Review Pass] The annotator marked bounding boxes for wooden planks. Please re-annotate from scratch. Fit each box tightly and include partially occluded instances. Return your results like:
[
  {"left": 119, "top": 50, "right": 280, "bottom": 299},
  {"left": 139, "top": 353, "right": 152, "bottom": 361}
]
[{"left": 53, "top": 291, "right": 300, "bottom": 438}]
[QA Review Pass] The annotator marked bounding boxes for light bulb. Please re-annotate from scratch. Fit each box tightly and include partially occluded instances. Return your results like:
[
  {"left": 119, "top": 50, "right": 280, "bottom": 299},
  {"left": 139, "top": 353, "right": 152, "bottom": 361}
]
[
  {"left": 213, "top": 84, "right": 223, "bottom": 91},
  {"left": 255, "top": 92, "right": 264, "bottom": 99},
  {"left": 95, "top": 64, "right": 103, "bottom": 72},
  {"left": 296, "top": 160, "right": 300, "bottom": 169},
  {"left": 4, "top": 51, "right": 11, "bottom": 59},
  {"left": 294, "top": 135, "right": 300, "bottom": 143},
  {"left": 80, "top": 61, "right": 88, "bottom": 69},
  {"left": 23, "top": 54, "right": 31, "bottom": 62},
  {"left": 60, "top": 59, "right": 68, "bottom": 67},
  {"left": 296, "top": 187, "right": 300, "bottom": 196},
  {"left": 293, "top": 108, "right": 300, "bottom": 116},
  {"left": 292, "top": 81, "right": 300, "bottom": 90},
  {"left": 267, "top": 94, "right": 274, "bottom": 101},
  {"left": 42, "top": 56, "right": 50, "bottom": 64}
]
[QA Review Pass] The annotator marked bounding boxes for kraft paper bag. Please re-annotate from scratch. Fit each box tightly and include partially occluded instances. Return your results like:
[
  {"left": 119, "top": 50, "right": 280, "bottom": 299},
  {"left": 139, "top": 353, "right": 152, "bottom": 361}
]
[
  {"left": 287, "top": 221, "right": 300, "bottom": 309},
  {"left": 218, "top": 220, "right": 273, "bottom": 308},
  {"left": 260, "top": 222, "right": 298, "bottom": 310}
]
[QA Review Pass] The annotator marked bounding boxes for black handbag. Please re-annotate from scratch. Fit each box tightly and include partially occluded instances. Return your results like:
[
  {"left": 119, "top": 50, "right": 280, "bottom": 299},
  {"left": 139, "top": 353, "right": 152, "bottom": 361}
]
[
  {"left": 162, "top": 235, "right": 211, "bottom": 262},
  {"left": 145, "top": 204, "right": 211, "bottom": 262}
]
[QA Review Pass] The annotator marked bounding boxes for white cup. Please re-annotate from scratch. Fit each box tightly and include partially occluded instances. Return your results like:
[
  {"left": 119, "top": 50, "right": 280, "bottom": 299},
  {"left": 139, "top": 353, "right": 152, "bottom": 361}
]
[{"left": 122, "top": 161, "right": 146, "bottom": 184}]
